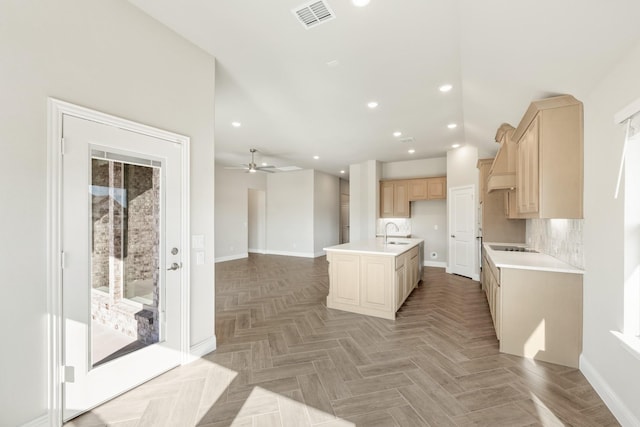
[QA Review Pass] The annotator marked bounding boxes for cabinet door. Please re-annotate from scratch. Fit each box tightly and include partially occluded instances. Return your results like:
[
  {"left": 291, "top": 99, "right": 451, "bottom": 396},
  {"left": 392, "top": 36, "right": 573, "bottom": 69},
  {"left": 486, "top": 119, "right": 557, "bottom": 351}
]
[
  {"left": 330, "top": 254, "right": 360, "bottom": 305},
  {"left": 504, "top": 190, "right": 519, "bottom": 219},
  {"left": 427, "top": 177, "right": 446, "bottom": 200},
  {"left": 409, "top": 254, "right": 418, "bottom": 294},
  {"left": 495, "top": 282, "right": 501, "bottom": 340},
  {"left": 408, "top": 179, "right": 428, "bottom": 201},
  {"left": 380, "top": 181, "right": 395, "bottom": 218},
  {"left": 395, "top": 265, "right": 406, "bottom": 310},
  {"left": 393, "top": 181, "right": 410, "bottom": 217},
  {"left": 361, "top": 256, "right": 393, "bottom": 311},
  {"left": 517, "top": 116, "right": 539, "bottom": 214}
]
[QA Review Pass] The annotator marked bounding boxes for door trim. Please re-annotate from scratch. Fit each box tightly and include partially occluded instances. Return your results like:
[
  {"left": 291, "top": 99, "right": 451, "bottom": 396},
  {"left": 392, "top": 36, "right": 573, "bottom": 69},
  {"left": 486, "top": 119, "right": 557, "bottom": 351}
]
[{"left": 46, "top": 98, "right": 191, "bottom": 426}]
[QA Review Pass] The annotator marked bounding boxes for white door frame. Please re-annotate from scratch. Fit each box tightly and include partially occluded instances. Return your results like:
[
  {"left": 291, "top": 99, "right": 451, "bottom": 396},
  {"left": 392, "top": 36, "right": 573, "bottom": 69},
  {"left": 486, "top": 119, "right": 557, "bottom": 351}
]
[
  {"left": 446, "top": 184, "right": 479, "bottom": 281},
  {"left": 46, "top": 98, "right": 191, "bottom": 426}
]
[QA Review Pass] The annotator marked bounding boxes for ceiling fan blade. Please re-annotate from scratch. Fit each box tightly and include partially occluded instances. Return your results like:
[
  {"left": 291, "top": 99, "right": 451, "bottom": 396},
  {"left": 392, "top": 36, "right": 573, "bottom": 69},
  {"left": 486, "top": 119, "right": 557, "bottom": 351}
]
[{"left": 224, "top": 166, "right": 248, "bottom": 170}]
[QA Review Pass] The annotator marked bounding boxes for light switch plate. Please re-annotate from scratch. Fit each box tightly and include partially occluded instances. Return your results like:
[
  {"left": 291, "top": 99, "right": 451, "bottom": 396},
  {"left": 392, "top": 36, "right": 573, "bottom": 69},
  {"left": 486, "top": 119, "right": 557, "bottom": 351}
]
[
  {"left": 196, "top": 251, "right": 205, "bottom": 265},
  {"left": 192, "top": 234, "right": 205, "bottom": 249}
]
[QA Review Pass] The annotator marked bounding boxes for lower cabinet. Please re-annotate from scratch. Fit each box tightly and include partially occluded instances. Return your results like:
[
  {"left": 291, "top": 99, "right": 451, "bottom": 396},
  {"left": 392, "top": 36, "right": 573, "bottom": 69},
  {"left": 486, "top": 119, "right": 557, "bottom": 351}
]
[
  {"left": 327, "top": 246, "right": 420, "bottom": 320},
  {"left": 481, "top": 250, "right": 583, "bottom": 368}
]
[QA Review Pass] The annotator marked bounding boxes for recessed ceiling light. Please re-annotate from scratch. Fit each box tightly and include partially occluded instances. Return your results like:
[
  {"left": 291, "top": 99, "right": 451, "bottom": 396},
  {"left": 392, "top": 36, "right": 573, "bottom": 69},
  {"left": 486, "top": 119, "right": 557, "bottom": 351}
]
[
  {"left": 313, "top": 155, "right": 320, "bottom": 160},
  {"left": 408, "top": 149, "right": 415, "bottom": 154},
  {"left": 393, "top": 131, "right": 402, "bottom": 137},
  {"left": 261, "top": 162, "right": 268, "bottom": 166},
  {"left": 231, "top": 121, "right": 241, "bottom": 127},
  {"left": 439, "top": 84, "right": 453, "bottom": 92},
  {"left": 452, "top": 143, "right": 460, "bottom": 148},
  {"left": 367, "top": 101, "right": 378, "bottom": 109},
  {"left": 340, "top": 170, "right": 345, "bottom": 174},
  {"left": 352, "top": 0, "right": 370, "bottom": 6},
  {"left": 447, "top": 123, "right": 457, "bottom": 129}
]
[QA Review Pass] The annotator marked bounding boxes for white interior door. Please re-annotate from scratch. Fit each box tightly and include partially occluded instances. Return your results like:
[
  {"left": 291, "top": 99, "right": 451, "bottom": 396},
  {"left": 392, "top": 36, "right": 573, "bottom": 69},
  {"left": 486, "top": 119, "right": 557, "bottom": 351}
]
[
  {"left": 449, "top": 185, "right": 476, "bottom": 279},
  {"left": 62, "top": 114, "right": 184, "bottom": 421}
]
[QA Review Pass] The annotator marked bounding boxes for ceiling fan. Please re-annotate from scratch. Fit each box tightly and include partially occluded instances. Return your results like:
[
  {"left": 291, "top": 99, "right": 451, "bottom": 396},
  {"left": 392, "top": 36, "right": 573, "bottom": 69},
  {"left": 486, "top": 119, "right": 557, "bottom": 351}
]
[{"left": 224, "top": 148, "right": 277, "bottom": 173}]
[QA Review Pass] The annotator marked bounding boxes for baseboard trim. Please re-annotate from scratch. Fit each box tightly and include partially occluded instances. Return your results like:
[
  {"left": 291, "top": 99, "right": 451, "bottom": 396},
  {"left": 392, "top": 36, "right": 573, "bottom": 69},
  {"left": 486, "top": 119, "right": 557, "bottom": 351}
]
[
  {"left": 215, "top": 253, "right": 248, "bottom": 263},
  {"left": 424, "top": 260, "right": 447, "bottom": 268},
  {"left": 248, "top": 248, "right": 267, "bottom": 254},
  {"left": 20, "top": 414, "right": 49, "bottom": 427},
  {"left": 580, "top": 354, "right": 639, "bottom": 427},
  {"left": 265, "top": 250, "right": 316, "bottom": 258},
  {"left": 187, "top": 335, "right": 217, "bottom": 363}
]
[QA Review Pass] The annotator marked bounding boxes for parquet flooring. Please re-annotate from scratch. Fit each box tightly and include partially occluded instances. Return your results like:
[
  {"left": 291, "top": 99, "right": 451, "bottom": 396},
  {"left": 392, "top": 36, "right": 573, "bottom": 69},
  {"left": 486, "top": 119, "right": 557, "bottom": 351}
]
[{"left": 67, "top": 254, "right": 619, "bottom": 427}]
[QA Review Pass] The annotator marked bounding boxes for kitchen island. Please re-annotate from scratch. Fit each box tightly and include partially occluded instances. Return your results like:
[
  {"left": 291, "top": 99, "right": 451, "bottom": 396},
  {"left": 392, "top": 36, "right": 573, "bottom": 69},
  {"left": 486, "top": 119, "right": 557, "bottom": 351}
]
[{"left": 324, "top": 238, "right": 423, "bottom": 320}]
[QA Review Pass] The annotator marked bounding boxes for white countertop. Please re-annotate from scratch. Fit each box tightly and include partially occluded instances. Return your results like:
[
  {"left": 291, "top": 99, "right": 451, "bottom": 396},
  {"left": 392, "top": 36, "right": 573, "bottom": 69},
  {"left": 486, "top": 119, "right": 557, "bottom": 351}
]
[
  {"left": 483, "top": 242, "right": 583, "bottom": 275},
  {"left": 324, "top": 238, "right": 423, "bottom": 256}
]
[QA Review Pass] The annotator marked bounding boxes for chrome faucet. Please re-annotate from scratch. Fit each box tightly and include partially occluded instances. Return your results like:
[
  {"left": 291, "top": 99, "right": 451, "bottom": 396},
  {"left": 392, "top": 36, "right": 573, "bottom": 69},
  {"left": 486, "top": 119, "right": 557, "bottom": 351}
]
[{"left": 384, "top": 222, "right": 400, "bottom": 245}]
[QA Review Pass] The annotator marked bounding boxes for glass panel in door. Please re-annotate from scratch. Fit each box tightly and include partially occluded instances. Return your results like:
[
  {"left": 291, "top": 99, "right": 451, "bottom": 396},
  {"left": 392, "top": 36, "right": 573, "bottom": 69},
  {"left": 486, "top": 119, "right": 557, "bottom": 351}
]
[{"left": 90, "top": 155, "right": 162, "bottom": 367}]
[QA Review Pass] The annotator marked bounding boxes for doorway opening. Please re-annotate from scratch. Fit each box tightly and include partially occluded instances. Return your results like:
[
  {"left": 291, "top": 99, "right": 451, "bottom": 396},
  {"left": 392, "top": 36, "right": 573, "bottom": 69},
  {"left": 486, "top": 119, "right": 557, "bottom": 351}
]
[{"left": 248, "top": 188, "right": 266, "bottom": 254}]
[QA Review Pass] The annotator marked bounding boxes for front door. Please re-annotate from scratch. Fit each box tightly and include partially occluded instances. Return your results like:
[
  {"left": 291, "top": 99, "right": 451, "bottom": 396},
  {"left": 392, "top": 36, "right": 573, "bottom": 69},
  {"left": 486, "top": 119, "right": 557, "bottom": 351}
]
[
  {"left": 61, "top": 114, "right": 184, "bottom": 421},
  {"left": 449, "top": 185, "right": 476, "bottom": 279}
]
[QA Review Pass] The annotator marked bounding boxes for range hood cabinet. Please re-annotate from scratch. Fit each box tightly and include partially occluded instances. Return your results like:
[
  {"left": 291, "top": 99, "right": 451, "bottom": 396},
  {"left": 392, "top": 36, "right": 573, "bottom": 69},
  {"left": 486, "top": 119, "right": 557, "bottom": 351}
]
[{"left": 487, "top": 123, "right": 517, "bottom": 192}]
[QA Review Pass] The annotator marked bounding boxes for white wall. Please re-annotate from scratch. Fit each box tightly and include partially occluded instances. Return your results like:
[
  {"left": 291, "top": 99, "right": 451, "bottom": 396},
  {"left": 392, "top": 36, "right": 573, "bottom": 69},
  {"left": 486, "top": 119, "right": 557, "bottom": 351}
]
[
  {"left": 382, "top": 157, "right": 447, "bottom": 178},
  {"left": 266, "top": 170, "right": 315, "bottom": 256},
  {"left": 214, "top": 166, "right": 267, "bottom": 261},
  {"left": 0, "top": 1, "right": 216, "bottom": 425},
  {"left": 581, "top": 40, "right": 640, "bottom": 426},
  {"left": 314, "top": 171, "right": 340, "bottom": 255},
  {"left": 446, "top": 146, "right": 480, "bottom": 277},
  {"left": 349, "top": 160, "right": 381, "bottom": 241}
]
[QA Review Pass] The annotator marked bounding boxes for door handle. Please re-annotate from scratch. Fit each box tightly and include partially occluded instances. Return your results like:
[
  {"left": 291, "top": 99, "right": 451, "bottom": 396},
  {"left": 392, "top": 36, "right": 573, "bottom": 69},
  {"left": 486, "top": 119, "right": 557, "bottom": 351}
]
[
  {"left": 451, "top": 235, "right": 456, "bottom": 238},
  {"left": 167, "top": 262, "right": 182, "bottom": 271}
]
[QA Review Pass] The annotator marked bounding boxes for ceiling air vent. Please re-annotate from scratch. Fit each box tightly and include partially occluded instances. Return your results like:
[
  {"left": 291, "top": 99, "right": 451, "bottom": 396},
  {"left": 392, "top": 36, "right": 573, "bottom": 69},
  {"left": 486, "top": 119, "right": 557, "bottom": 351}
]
[
  {"left": 292, "top": 0, "right": 335, "bottom": 29},
  {"left": 398, "top": 137, "right": 415, "bottom": 144}
]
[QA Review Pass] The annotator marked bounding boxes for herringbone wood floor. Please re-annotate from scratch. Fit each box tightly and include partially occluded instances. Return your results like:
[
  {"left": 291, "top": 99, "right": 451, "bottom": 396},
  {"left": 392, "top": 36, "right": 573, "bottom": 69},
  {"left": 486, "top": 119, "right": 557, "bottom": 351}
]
[{"left": 67, "top": 254, "right": 619, "bottom": 427}]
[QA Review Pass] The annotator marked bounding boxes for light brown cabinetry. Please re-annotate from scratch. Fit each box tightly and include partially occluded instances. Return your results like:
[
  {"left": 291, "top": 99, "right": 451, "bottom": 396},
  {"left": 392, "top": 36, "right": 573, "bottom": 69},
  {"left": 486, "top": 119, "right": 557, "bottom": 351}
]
[
  {"left": 481, "top": 252, "right": 501, "bottom": 339},
  {"left": 381, "top": 176, "right": 446, "bottom": 217},
  {"left": 407, "top": 179, "right": 427, "bottom": 200},
  {"left": 513, "top": 95, "right": 583, "bottom": 219},
  {"left": 481, "top": 249, "right": 583, "bottom": 368},
  {"left": 380, "top": 180, "right": 409, "bottom": 218},
  {"left": 426, "top": 177, "right": 446, "bottom": 200}
]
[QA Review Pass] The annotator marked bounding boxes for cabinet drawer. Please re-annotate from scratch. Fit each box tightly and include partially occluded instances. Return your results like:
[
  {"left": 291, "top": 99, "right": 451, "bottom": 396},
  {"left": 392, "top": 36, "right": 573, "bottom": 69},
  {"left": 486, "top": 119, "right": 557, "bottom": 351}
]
[
  {"left": 396, "top": 253, "right": 406, "bottom": 269},
  {"left": 407, "top": 247, "right": 418, "bottom": 259}
]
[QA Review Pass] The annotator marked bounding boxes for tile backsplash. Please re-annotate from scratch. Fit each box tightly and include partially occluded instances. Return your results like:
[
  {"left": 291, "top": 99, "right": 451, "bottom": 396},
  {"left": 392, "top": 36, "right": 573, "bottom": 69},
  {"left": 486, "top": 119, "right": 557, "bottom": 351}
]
[
  {"left": 377, "top": 218, "right": 411, "bottom": 236},
  {"left": 527, "top": 218, "right": 584, "bottom": 269}
]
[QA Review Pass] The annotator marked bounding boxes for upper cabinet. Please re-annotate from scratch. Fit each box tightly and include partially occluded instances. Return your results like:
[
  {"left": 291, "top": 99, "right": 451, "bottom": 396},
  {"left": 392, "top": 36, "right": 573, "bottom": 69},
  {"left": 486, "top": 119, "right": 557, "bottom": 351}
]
[
  {"left": 381, "top": 180, "right": 410, "bottom": 218},
  {"left": 512, "top": 95, "right": 583, "bottom": 219},
  {"left": 426, "top": 177, "right": 446, "bottom": 200},
  {"left": 380, "top": 176, "right": 446, "bottom": 218},
  {"left": 407, "top": 179, "right": 428, "bottom": 200}
]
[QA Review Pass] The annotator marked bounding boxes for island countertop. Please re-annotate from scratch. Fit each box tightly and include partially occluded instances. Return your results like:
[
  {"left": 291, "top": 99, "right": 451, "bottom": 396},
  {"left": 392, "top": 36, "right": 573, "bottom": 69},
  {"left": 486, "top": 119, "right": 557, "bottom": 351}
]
[{"left": 324, "top": 237, "right": 423, "bottom": 256}]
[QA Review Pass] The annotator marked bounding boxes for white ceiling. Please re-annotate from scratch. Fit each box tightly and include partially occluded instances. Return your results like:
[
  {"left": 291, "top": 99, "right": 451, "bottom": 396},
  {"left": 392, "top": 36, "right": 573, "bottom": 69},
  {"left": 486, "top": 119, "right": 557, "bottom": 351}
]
[{"left": 128, "top": 0, "right": 640, "bottom": 177}]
